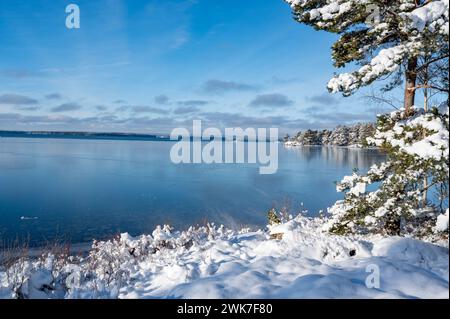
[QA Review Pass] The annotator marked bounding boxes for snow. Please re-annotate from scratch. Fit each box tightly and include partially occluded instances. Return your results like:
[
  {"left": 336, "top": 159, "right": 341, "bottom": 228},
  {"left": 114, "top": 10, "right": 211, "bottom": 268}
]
[
  {"left": 328, "top": 44, "right": 415, "bottom": 94},
  {"left": 287, "top": 0, "right": 368, "bottom": 22},
  {"left": 328, "top": 73, "right": 358, "bottom": 95},
  {"left": 305, "top": 1, "right": 351, "bottom": 21},
  {"left": 402, "top": 0, "right": 449, "bottom": 34},
  {"left": 370, "top": 106, "right": 449, "bottom": 161},
  {"left": 287, "top": 0, "right": 450, "bottom": 96},
  {"left": 349, "top": 182, "right": 366, "bottom": 196},
  {"left": 0, "top": 215, "right": 448, "bottom": 299},
  {"left": 435, "top": 209, "right": 449, "bottom": 233}
]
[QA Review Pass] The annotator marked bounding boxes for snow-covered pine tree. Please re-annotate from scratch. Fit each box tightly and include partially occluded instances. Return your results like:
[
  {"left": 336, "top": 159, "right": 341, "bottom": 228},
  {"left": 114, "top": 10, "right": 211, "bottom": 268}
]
[
  {"left": 285, "top": 0, "right": 449, "bottom": 114},
  {"left": 285, "top": 0, "right": 449, "bottom": 237},
  {"left": 325, "top": 105, "right": 449, "bottom": 236},
  {"left": 302, "top": 129, "right": 322, "bottom": 145},
  {"left": 329, "top": 125, "right": 349, "bottom": 146},
  {"left": 321, "top": 129, "right": 332, "bottom": 145}
]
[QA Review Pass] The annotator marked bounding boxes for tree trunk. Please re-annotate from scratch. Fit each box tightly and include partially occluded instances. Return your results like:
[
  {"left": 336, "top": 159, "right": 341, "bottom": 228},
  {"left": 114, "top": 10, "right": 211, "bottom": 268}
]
[
  {"left": 424, "top": 82, "right": 428, "bottom": 112},
  {"left": 404, "top": 57, "right": 418, "bottom": 116},
  {"left": 422, "top": 74, "right": 429, "bottom": 206}
]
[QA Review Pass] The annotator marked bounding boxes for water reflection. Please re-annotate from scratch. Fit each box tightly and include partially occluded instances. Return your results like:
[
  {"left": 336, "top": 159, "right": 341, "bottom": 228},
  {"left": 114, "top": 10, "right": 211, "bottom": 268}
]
[
  {"left": 286, "top": 146, "right": 386, "bottom": 170},
  {"left": 0, "top": 138, "right": 386, "bottom": 246}
]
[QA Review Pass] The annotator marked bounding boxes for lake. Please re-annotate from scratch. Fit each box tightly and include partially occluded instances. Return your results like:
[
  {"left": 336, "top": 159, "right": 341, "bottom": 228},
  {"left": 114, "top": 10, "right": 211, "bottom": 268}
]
[{"left": 0, "top": 137, "right": 386, "bottom": 247}]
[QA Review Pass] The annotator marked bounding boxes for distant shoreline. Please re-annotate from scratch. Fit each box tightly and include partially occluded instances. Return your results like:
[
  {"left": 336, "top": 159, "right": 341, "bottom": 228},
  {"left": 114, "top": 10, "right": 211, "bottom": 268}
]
[
  {"left": 0, "top": 130, "right": 283, "bottom": 142},
  {"left": 0, "top": 130, "right": 172, "bottom": 142},
  {"left": 0, "top": 131, "right": 382, "bottom": 148}
]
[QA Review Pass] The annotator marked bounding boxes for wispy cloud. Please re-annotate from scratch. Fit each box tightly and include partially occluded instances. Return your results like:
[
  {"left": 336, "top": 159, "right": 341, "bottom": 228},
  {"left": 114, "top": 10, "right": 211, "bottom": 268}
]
[
  {"left": 0, "top": 94, "right": 38, "bottom": 105},
  {"left": 51, "top": 103, "right": 83, "bottom": 112},
  {"left": 95, "top": 105, "right": 108, "bottom": 111},
  {"left": 143, "top": 0, "right": 196, "bottom": 51},
  {"left": 115, "top": 105, "right": 129, "bottom": 112},
  {"left": 365, "top": 106, "right": 395, "bottom": 115},
  {"left": 306, "top": 93, "right": 340, "bottom": 105},
  {"left": 178, "top": 100, "right": 210, "bottom": 106},
  {"left": 130, "top": 105, "right": 169, "bottom": 115},
  {"left": 197, "top": 112, "right": 311, "bottom": 131},
  {"left": 202, "top": 80, "right": 258, "bottom": 95},
  {"left": 45, "top": 93, "right": 63, "bottom": 100},
  {"left": 0, "top": 110, "right": 361, "bottom": 135},
  {"left": 174, "top": 106, "right": 200, "bottom": 114},
  {"left": 154, "top": 95, "right": 170, "bottom": 105},
  {"left": 302, "top": 104, "right": 372, "bottom": 123},
  {"left": 15, "top": 105, "right": 40, "bottom": 111},
  {"left": 171, "top": 27, "right": 190, "bottom": 49},
  {"left": 309, "top": 112, "right": 373, "bottom": 123},
  {"left": 249, "top": 94, "right": 294, "bottom": 108},
  {"left": 0, "top": 69, "right": 43, "bottom": 79},
  {"left": 269, "top": 76, "right": 300, "bottom": 85}
]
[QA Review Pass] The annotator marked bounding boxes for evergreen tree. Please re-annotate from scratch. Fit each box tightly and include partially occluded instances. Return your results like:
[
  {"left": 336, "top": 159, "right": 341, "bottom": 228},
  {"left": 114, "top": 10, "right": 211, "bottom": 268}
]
[
  {"left": 329, "top": 125, "right": 349, "bottom": 146},
  {"left": 285, "top": 0, "right": 449, "bottom": 236},
  {"left": 285, "top": 123, "right": 376, "bottom": 146},
  {"left": 285, "top": 0, "right": 449, "bottom": 113},
  {"left": 325, "top": 106, "right": 449, "bottom": 236}
]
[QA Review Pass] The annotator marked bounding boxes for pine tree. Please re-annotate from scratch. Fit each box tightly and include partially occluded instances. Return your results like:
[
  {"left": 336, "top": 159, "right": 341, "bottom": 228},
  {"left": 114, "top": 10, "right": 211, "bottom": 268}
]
[
  {"left": 329, "top": 125, "right": 349, "bottom": 146},
  {"left": 285, "top": 0, "right": 449, "bottom": 114},
  {"left": 285, "top": 0, "right": 449, "bottom": 236},
  {"left": 321, "top": 129, "right": 332, "bottom": 145},
  {"left": 325, "top": 106, "right": 449, "bottom": 237}
]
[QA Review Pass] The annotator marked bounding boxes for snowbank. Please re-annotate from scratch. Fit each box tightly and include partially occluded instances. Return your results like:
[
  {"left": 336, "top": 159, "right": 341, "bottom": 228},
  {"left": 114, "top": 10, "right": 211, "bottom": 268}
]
[{"left": 0, "top": 215, "right": 448, "bottom": 299}]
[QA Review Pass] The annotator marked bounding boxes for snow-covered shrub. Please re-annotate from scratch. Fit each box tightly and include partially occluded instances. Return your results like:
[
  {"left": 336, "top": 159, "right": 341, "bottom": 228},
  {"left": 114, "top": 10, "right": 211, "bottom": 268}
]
[
  {"left": 0, "top": 251, "right": 75, "bottom": 299},
  {"left": 325, "top": 106, "right": 449, "bottom": 236},
  {"left": 1, "top": 215, "right": 448, "bottom": 299},
  {"left": 3, "top": 258, "right": 32, "bottom": 299},
  {"left": 0, "top": 223, "right": 240, "bottom": 299}
]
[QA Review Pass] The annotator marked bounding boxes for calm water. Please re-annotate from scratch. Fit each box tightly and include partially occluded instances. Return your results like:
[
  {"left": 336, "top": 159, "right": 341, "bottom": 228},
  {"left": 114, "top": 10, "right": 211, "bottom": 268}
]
[{"left": 0, "top": 138, "right": 385, "bottom": 246}]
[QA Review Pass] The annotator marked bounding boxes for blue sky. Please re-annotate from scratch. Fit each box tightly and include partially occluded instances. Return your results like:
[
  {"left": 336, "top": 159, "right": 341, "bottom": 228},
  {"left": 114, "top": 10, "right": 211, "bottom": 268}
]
[{"left": 0, "top": 0, "right": 392, "bottom": 134}]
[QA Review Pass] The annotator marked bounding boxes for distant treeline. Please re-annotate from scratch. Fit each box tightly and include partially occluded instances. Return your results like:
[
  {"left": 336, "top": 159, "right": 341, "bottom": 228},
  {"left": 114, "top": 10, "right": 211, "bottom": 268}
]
[
  {"left": 0, "top": 130, "right": 171, "bottom": 141},
  {"left": 0, "top": 130, "right": 273, "bottom": 142},
  {"left": 284, "top": 123, "right": 376, "bottom": 147}
]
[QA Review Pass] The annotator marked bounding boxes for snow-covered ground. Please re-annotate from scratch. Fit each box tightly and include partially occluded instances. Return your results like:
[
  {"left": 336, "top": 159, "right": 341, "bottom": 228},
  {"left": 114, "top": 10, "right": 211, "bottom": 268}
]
[{"left": 0, "top": 215, "right": 448, "bottom": 299}]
